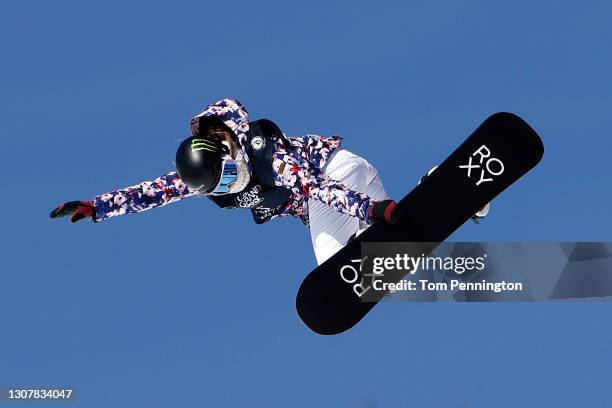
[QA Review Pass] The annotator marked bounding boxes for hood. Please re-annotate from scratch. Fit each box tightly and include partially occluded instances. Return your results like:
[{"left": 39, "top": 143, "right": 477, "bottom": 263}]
[{"left": 191, "top": 98, "right": 251, "bottom": 152}]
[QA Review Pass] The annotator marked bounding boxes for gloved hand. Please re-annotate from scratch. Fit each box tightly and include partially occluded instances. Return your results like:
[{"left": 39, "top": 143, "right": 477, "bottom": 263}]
[
  {"left": 50, "top": 201, "right": 95, "bottom": 223},
  {"left": 369, "top": 199, "right": 401, "bottom": 224}
]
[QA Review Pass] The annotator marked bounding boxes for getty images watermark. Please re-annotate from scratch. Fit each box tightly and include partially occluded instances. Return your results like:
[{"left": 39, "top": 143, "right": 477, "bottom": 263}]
[
  {"left": 346, "top": 242, "right": 612, "bottom": 302},
  {"left": 370, "top": 251, "right": 523, "bottom": 294}
]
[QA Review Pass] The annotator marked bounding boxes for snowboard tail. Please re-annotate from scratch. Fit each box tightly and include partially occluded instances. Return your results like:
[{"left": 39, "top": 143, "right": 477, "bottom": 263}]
[{"left": 296, "top": 113, "right": 544, "bottom": 335}]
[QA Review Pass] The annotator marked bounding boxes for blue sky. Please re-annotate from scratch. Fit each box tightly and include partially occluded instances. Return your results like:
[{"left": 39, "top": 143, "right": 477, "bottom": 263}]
[{"left": 1, "top": 1, "right": 611, "bottom": 406}]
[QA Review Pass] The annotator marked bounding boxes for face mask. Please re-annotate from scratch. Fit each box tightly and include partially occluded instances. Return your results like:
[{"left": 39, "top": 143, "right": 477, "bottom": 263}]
[{"left": 228, "top": 149, "right": 251, "bottom": 193}]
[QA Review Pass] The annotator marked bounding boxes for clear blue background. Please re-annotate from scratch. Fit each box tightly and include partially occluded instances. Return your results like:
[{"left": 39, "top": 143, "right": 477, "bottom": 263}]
[{"left": 1, "top": 1, "right": 611, "bottom": 406}]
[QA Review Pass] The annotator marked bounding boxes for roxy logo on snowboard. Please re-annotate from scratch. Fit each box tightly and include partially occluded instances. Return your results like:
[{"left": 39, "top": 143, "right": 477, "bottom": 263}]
[{"left": 459, "top": 144, "right": 505, "bottom": 186}]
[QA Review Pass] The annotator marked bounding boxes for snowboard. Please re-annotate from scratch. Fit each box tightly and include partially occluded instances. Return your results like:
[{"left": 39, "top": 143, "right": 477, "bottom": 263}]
[{"left": 296, "top": 112, "right": 544, "bottom": 335}]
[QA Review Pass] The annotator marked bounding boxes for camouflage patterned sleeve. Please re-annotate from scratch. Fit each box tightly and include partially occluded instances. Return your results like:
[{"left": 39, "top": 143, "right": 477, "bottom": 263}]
[
  {"left": 305, "top": 173, "right": 373, "bottom": 222},
  {"left": 272, "top": 151, "right": 373, "bottom": 223},
  {"left": 92, "top": 172, "right": 196, "bottom": 222}
]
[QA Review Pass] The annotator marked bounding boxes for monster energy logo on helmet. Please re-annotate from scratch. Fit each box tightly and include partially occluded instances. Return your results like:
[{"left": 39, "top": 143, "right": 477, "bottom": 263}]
[{"left": 191, "top": 138, "right": 222, "bottom": 153}]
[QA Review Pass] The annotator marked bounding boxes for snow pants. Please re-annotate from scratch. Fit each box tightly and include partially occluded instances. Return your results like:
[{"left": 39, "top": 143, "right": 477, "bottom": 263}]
[{"left": 308, "top": 149, "right": 390, "bottom": 265}]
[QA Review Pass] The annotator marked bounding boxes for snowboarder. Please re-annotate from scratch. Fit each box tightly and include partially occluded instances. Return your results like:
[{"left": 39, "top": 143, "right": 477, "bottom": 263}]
[{"left": 50, "top": 98, "right": 487, "bottom": 264}]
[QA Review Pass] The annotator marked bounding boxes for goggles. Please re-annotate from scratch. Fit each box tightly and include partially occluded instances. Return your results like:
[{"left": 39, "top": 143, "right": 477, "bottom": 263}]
[{"left": 209, "top": 156, "right": 238, "bottom": 195}]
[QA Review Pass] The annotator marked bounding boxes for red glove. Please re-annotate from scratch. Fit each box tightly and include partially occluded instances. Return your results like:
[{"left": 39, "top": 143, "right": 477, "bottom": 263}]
[
  {"left": 50, "top": 201, "right": 95, "bottom": 223},
  {"left": 369, "top": 199, "right": 401, "bottom": 224}
]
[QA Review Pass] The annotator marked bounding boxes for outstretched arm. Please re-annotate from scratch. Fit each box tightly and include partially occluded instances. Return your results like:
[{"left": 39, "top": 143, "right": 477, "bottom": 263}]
[
  {"left": 92, "top": 172, "right": 196, "bottom": 222},
  {"left": 50, "top": 172, "right": 196, "bottom": 223},
  {"left": 52, "top": 98, "right": 248, "bottom": 224}
]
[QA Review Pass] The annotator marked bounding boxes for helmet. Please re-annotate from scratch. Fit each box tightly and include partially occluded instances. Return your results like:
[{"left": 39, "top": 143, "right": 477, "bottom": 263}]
[{"left": 175, "top": 135, "right": 238, "bottom": 195}]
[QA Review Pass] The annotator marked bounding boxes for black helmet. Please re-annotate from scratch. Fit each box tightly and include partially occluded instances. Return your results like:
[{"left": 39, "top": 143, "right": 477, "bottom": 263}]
[{"left": 175, "top": 135, "right": 227, "bottom": 193}]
